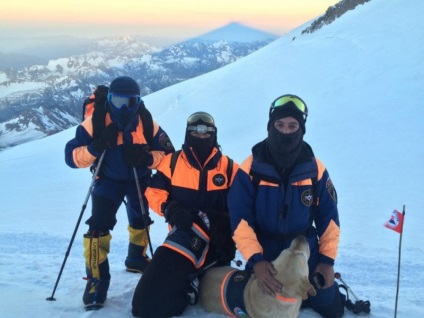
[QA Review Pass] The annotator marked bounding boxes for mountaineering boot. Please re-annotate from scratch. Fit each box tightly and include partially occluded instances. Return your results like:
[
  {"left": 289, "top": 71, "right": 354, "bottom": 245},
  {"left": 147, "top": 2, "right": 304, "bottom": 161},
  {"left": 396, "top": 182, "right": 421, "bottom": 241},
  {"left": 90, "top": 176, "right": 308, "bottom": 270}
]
[
  {"left": 82, "top": 231, "right": 111, "bottom": 310},
  {"left": 125, "top": 225, "right": 151, "bottom": 273}
]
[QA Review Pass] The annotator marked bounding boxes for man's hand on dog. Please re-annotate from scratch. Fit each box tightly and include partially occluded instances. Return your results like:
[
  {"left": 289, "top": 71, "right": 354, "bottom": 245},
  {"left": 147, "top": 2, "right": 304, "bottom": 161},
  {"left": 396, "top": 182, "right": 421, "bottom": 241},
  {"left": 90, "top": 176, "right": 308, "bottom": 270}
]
[
  {"left": 253, "top": 260, "right": 282, "bottom": 296},
  {"left": 313, "top": 262, "right": 335, "bottom": 289}
]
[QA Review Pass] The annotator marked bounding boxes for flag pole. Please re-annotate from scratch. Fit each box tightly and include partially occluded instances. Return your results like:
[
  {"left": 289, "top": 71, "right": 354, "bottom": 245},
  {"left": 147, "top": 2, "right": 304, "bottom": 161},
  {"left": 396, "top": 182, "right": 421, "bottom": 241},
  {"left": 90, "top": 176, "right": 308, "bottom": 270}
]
[{"left": 394, "top": 205, "right": 405, "bottom": 318}]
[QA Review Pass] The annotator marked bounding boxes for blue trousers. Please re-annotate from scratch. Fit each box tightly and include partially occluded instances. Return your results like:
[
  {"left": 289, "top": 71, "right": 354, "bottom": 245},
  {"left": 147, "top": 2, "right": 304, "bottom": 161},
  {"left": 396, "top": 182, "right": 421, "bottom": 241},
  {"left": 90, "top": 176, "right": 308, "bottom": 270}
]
[{"left": 85, "top": 177, "right": 150, "bottom": 232}]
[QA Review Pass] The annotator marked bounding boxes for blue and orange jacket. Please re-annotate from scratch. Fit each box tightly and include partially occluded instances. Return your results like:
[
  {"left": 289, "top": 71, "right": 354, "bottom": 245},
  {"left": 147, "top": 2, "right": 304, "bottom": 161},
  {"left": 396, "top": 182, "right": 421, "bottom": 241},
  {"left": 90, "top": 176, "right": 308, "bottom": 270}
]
[
  {"left": 227, "top": 141, "right": 340, "bottom": 268},
  {"left": 65, "top": 113, "right": 174, "bottom": 181},
  {"left": 145, "top": 143, "right": 239, "bottom": 216}
]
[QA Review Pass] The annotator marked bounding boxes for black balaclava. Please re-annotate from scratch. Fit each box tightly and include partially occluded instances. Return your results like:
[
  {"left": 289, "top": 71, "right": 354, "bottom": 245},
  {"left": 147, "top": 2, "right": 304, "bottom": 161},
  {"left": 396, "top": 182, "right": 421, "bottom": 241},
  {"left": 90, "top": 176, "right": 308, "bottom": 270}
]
[
  {"left": 186, "top": 132, "right": 216, "bottom": 164},
  {"left": 108, "top": 76, "right": 141, "bottom": 131},
  {"left": 267, "top": 103, "right": 305, "bottom": 171}
]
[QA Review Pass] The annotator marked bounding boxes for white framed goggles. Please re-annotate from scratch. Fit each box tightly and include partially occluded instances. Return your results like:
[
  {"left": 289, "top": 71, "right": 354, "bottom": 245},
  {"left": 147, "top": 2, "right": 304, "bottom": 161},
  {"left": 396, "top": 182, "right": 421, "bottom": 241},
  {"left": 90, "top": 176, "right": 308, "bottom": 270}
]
[
  {"left": 187, "top": 124, "right": 215, "bottom": 134},
  {"left": 108, "top": 93, "right": 141, "bottom": 110}
]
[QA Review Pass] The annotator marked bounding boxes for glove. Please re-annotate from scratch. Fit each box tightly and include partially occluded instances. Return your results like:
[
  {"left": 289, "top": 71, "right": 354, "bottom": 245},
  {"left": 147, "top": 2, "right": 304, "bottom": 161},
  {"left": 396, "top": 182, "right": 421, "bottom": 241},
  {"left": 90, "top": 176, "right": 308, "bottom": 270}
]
[
  {"left": 91, "top": 124, "right": 118, "bottom": 153},
  {"left": 313, "top": 262, "right": 335, "bottom": 289},
  {"left": 253, "top": 260, "right": 282, "bottom": 296},
  {"left": 123, "top": 144, "right": 151, "bottom": 167},
  {"left": 164, "top": 201, "right": 193, "bottom": 231}
]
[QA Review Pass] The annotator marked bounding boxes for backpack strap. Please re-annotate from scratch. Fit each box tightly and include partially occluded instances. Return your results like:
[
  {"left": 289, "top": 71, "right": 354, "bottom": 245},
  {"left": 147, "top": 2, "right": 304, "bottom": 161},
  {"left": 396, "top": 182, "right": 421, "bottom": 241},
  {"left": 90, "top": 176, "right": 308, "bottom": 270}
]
[
  {"left": 82, "top": 96, "right": 95, "bottom": 121},
  {"left": 138, "top": 102, "right": 154, "bottom": 145},
  {"left": 226, "top": 156, "right": 234, "bottom": 187},
  {"left": 170, "top": 150, "right": 182, "bottom": 177}
]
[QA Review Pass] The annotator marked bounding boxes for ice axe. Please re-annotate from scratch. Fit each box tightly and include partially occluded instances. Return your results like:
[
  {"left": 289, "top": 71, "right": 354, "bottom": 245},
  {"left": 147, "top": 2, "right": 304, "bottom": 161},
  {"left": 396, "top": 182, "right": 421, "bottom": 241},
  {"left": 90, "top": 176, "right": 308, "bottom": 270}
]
[{"left": 335, "top": 272, "right": 371, "bottom": 314}]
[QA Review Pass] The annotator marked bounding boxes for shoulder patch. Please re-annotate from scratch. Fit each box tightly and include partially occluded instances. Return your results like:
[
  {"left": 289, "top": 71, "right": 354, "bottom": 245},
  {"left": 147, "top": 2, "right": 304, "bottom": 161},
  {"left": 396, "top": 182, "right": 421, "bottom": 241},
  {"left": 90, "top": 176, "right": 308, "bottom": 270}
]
[
  {"left": 159, "top": 132, "right": 174, "bottom": 151},
  {"left": 326, "top": 177, "right": 337, "bottom": 202}
]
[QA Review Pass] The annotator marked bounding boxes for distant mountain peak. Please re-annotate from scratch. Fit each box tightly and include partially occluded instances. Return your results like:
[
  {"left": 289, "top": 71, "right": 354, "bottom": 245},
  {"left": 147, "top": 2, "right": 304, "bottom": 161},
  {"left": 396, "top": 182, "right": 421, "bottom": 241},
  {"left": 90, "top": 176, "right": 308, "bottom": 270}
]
[{"left": 188, "top": 22, "right": 278, "bottom": 43}]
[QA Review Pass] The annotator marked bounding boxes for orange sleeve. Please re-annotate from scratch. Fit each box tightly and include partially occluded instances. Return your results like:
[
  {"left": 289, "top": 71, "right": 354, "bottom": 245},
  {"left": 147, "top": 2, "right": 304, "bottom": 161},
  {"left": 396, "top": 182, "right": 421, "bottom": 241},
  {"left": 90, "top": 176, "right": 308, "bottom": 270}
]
[
  {"left": 319, "top": 219, "right": 340, "bottom": 260},
  {"left": 145, "top": 186, "right": 169, "bottom": 216},
  {"left": 233, "top": 219, "right": 263, "bottom": 262}
]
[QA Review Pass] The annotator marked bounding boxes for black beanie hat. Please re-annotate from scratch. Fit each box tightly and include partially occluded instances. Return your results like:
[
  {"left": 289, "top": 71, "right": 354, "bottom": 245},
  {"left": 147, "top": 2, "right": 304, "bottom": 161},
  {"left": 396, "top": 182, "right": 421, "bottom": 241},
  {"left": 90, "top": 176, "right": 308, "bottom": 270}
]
[
  {"left": 109, "top": 76, "right": 140, "bottom": 96},
  {"left": 267, "top": 102, "right": 306, "bottom": 134}
]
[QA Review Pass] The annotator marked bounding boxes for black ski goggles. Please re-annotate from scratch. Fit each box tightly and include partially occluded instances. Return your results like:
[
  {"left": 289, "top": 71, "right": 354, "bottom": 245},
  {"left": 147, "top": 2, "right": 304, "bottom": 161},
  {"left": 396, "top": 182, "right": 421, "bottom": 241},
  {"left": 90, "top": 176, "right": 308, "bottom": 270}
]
[
  {"left": 269, "top": 94, "right": 308, "bottom": 121},
  {"left": 108, "top": 93, "right": 141, "bottom": 110},
  {"left": 187, "top": 112, "right": 215, "bottom": 126}
]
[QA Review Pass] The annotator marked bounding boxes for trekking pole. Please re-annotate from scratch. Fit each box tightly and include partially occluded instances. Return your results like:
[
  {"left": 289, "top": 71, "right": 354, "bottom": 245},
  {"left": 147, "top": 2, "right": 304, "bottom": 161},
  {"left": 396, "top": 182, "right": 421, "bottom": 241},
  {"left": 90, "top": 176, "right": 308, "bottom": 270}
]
[
  {"left": 133, "top": 167, "right": 154, "bottom": 257},
  {"left": 335, "top": 272, "right": 371, "bottom": 314},
  {"left": 47, "top": 151, "right": 106, "bottom": 301}
]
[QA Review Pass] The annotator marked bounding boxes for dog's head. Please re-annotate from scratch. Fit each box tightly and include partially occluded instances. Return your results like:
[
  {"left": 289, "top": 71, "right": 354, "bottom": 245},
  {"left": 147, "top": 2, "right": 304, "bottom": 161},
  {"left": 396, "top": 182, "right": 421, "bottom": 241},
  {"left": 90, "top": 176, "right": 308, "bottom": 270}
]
[{"left": 273, "top": 236, "right": 316, "bottom": 300}]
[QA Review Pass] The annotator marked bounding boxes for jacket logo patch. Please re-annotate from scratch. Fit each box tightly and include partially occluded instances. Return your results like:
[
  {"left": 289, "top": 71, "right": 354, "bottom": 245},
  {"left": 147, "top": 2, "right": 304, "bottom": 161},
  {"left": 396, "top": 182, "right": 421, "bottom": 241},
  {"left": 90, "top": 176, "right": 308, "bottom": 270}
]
[
  {"left": 213, "top": 173, "right": 226, "bottom": 187},
  {"left": 326, "top": 178, "right": 337, "bottom": 202},
  {"left": 301, "top": 189, "right": 313, "bottom": 207},
  {"left": 159, "top": 132, "right": 174, "bottom": 151},
  {"left": 191, "top": 236, "right": 202, "bottom": 250},
  {"left": 233, "top": 271, "right": 249, "bottom": 283}
]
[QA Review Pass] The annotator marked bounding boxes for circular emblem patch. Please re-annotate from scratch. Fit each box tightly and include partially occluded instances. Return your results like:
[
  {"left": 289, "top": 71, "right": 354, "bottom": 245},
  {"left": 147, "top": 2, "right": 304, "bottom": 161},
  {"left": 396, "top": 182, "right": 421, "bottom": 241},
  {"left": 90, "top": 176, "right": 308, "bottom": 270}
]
[
  {"left": 233, "top": 271, "right": 249, "bottom": 283},
  {"left": 301, "top": 189, "right": 313, "bottom": 207},
  {"left": 212, "top": 173, "right": 226, "bottom": 187},
  {"left": 191, "top": 236, "right": 201, "bottom": 250}
]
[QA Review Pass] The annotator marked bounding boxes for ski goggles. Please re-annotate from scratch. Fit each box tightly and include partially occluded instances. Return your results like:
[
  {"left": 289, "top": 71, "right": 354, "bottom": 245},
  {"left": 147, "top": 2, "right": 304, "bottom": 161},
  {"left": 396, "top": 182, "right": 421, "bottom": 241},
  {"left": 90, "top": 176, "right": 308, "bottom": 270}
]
[
  {"left": 187, "top": 112, "right": 215, "bottom": 126},
  {"left": 108, "top": 93, "right": 142, "bottom": 110},
  {"left": 269, "top": 94, "right": 308, "bottom": 121},
  {"left": 187, "top": 124, "right": 215, "bottom": 134}
]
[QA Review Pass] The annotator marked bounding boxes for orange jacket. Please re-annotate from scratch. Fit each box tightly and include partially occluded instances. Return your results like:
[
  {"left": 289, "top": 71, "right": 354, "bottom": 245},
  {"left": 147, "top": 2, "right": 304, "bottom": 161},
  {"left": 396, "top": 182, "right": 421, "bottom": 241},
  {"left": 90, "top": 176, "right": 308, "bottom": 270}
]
[{"left": 145, "top": 144, "right": 239, "bottom": 216}]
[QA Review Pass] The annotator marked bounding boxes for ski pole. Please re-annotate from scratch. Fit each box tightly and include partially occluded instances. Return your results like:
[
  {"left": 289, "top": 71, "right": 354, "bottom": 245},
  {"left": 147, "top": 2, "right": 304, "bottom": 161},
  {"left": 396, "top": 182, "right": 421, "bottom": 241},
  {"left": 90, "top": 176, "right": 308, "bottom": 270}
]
[
  {"left": 133, "top": 167, "right": 154, "bottom": 257},
  {"left": 46, "top": 151, "right": 106, "bottom": 301},
  {"left": 335, "top": 272, "right": 359, "bottom": 300},
  {"left": 335, "top": 272, "right": 371, "bottom": 314}
]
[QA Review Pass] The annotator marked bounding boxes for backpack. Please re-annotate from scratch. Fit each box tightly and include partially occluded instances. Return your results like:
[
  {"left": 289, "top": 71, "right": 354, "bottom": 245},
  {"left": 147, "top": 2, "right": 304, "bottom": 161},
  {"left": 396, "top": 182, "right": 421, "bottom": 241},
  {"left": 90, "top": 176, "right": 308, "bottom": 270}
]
[
  {"left": 82, "top": 85, "right": 154, "bottom": 144},
  {"left": 170, "top": 150, "right": 234, "bottom": 187}
]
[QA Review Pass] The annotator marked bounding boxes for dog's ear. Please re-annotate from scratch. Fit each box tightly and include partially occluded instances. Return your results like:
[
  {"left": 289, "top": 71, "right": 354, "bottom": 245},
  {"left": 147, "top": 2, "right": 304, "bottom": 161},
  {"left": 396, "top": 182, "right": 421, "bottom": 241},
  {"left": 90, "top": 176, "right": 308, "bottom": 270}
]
[{"left": 299, "top": 277, "right": 317, "bottom": 299}]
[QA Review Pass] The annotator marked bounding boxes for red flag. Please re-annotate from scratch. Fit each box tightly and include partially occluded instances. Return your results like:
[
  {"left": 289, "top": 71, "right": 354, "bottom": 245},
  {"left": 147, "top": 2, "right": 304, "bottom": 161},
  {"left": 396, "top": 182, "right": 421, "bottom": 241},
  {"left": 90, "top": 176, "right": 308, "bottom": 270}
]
[{"left": 384, "top": 210, "right": 404, "bottom": 234}]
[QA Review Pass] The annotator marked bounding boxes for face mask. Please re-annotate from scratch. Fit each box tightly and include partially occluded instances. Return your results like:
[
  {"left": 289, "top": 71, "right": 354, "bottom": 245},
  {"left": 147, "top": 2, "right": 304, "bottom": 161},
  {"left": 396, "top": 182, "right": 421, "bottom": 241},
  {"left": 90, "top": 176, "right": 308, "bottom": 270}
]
[
  {"left": 267, "top": 127, "right": 303, "bottom": 169},
  {"left": 186, "top": 132, "right": 216, "bottom": 164}
]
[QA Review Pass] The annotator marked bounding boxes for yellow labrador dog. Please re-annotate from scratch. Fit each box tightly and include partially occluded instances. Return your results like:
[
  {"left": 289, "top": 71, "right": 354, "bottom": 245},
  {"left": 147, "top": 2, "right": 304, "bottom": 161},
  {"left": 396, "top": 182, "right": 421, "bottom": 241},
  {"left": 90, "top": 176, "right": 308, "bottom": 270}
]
[{"left": 199, "top": 235, "right": 316, "bottom": 318}]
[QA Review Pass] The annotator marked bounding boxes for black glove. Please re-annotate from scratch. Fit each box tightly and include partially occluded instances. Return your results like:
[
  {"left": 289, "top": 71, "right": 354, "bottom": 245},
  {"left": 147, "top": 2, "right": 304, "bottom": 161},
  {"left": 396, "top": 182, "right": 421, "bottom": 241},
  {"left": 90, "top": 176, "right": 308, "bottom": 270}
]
[
  {"left": 164, "top": 201, "right": 194, "bottom": 231},
  {"left": 123, "top": 144, "right": 151, "bottom": 167},
  {"left": 91, "top": 124, "right": 118, "bottom": 153}
]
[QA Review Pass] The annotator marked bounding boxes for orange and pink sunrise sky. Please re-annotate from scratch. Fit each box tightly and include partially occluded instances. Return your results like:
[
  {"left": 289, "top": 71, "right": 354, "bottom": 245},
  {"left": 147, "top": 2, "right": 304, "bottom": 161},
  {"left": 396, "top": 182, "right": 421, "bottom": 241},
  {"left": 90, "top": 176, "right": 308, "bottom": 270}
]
[{"left": 0, "top": 0, "right": 340, "bottom": 39}]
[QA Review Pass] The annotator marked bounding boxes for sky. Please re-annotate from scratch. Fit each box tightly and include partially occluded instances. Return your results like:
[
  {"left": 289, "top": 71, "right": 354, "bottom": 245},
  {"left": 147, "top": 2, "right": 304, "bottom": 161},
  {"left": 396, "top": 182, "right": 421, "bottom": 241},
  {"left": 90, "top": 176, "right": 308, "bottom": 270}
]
[
  {"left": 1, "top": 0, "right": 424, "bottom": 317},
  {"left": 0, "top": 0, "right": 339, "bottom": 40}
]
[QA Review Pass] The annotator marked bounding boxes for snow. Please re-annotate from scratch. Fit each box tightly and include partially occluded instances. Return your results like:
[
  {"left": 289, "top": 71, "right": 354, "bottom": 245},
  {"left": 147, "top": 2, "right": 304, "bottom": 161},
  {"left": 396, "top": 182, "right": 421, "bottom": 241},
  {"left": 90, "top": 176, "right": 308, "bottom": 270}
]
[{"left": 0, "top": 0, "right": 423, "bottom": 317}]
